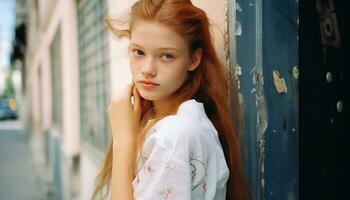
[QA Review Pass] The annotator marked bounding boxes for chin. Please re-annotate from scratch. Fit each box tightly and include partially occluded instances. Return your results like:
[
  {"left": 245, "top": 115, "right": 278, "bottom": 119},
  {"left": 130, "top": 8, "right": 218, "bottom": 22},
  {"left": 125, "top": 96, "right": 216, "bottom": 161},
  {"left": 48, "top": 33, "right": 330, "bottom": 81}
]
[{"left": 138, "top": 90, "right": 159, "bottom": 101}]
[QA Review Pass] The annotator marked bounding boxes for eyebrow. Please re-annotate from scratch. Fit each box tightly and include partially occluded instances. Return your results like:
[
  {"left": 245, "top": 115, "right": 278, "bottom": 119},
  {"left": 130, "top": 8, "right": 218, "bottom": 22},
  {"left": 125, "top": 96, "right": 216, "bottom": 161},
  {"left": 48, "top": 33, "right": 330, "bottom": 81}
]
[{"left": 130, "top": 43, "right": 179, "bottom": 52}]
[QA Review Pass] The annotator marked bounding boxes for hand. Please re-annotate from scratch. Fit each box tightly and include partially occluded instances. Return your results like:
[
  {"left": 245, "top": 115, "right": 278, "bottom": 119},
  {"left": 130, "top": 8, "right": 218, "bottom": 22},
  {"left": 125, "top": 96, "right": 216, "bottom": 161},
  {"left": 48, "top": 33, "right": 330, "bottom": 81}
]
[{"left": 107, "top": 82, "right": 142, "bottom": 141}]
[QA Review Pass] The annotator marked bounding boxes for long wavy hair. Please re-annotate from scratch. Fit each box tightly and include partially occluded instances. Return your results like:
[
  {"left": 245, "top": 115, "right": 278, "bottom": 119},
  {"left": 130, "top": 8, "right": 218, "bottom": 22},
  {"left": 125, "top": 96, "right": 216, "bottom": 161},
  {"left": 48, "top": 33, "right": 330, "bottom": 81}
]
[{"left": 92, "top": 0, "right": 250, "bottom": 199}]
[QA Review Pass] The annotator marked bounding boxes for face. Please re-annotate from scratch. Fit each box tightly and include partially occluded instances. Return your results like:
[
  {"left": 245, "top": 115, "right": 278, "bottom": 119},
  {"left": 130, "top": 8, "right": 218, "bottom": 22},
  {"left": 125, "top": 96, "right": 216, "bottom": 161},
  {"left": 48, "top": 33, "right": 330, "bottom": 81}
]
[{"left": 129, "top": 20, "right": 201, "bottom": 104}]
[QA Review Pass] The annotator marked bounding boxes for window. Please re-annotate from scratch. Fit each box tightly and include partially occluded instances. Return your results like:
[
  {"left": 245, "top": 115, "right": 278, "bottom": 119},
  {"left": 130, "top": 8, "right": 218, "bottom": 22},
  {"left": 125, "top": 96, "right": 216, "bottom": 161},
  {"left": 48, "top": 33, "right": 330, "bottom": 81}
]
[
  {"left": 77, "top": 0, "right": 110, "bottom": 150},
  {"left": 51, "top": 28, "right": 62, "bottom": 132}
]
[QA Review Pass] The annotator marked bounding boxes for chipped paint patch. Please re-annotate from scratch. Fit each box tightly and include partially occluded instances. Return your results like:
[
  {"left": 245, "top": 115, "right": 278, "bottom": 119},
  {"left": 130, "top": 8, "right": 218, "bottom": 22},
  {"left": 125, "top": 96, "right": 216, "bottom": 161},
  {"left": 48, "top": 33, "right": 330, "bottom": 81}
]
[
  {"left": 235, "top": 65, "right": 242, "bottom": 89},
  {"left": 235, "top": 65, "right": 242, "bottom": 76},
  {"left": 292, "top": 66, "right": 299, "bottom": 79},
  {"left": 251, "top": 68, "right": 268, "bottom": 196},
  {"left": 236, "top": 2, "right": 242, "bottom": 12},
  {"left": 234, "top": 21, "right": 242, "bottom": 36},
  {"left": 237, "top": 80, "right": 241, "bottom": 90},
  {"left": 238, "top": 93, "right": 244, "bottom": 106},
  {"left": 250, "top": 67, "right": 268, "bottom": 134},
  {"left": 273, "top": 70, "right": 288, "bottom": 93}
]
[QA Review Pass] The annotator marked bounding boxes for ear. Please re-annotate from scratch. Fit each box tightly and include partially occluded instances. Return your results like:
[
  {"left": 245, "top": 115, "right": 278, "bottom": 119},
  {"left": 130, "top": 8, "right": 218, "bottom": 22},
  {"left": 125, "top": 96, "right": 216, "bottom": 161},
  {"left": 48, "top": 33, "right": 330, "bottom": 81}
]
[{"left": 188, "top": 48, "right": 202, "bottom": 71}]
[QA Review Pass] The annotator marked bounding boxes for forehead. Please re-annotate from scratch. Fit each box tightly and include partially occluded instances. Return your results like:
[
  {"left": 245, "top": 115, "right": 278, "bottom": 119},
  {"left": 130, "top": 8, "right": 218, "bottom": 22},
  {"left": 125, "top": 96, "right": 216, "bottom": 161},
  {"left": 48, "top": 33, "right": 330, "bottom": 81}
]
[{"left": 130, "top": 20, "right": 188, "bottom": 51}]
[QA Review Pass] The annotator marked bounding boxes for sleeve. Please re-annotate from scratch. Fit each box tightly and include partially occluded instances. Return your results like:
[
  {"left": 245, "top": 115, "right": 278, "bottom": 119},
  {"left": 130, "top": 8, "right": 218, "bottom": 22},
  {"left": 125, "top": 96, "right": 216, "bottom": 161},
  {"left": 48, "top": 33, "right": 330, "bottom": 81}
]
[{"left": 132, "top": 142, "right": 192, "bottom": 200}]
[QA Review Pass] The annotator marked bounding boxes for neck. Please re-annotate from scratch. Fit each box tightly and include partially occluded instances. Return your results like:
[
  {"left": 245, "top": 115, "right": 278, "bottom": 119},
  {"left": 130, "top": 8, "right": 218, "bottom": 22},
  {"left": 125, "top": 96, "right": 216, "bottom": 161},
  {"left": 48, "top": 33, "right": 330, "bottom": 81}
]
[
  {"left": 152, "top": 95, "right": 180, "bottom": 119},
  {"left": 152, "top": 98, "right": 168, "bottom": 118}
]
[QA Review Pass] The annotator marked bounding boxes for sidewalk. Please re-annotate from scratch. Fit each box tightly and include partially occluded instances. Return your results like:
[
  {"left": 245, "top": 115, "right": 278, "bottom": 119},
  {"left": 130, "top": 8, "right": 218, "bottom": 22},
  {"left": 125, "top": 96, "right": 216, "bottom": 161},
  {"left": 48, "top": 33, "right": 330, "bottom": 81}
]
[
  {"left": 0, "top": 120, "right": 47, "bottom": 200},
  {"left": 0, "top": 119, "right": 22, "bottom": 130}
]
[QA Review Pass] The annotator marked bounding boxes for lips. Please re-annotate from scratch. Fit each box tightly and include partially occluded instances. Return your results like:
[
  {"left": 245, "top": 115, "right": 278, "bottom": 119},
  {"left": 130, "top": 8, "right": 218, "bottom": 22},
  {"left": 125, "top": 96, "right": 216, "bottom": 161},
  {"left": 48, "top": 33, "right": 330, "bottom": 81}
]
[
  {"left": 139, "top": 80, "right": 159, "bottom": 85},
  {"left": 138, "top": 80, "right": 159, "bottom": 90}
]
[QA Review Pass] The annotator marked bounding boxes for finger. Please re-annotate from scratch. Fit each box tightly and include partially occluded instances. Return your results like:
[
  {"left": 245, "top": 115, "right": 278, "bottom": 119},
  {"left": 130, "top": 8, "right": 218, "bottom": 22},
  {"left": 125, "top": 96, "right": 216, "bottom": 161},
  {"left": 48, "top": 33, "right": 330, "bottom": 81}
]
[
  {"left": 123, "top": 83, "right": 134, "bottom": 99},
  {"left": 133, "top": 86, "right": 142, "bottom": 113}
]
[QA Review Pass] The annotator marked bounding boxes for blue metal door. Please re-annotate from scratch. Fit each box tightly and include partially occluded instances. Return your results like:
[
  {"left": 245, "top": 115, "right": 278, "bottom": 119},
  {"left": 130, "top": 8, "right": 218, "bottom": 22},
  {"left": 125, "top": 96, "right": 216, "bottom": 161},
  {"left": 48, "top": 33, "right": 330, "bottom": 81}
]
[{"left": 227, "top": 0, "right": 298, "bottom": 199}]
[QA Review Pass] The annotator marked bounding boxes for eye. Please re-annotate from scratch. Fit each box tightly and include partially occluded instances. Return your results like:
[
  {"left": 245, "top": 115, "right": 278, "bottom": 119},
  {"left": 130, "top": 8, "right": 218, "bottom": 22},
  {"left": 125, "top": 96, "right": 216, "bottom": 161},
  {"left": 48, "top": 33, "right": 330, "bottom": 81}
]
[
  {"left": 131, "top": 49, "right": 145, "bottom": 57},
  {"left": 161, "top": 53, "right": 175, "bottom": 61}
]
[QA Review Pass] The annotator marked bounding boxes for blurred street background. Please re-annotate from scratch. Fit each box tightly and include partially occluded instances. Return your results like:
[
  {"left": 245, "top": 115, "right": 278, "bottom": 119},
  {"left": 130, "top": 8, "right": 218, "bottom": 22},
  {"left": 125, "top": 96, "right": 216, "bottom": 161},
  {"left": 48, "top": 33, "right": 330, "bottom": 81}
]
[{"left": 0, "top": 120, "right": 47, "bottom": 200}]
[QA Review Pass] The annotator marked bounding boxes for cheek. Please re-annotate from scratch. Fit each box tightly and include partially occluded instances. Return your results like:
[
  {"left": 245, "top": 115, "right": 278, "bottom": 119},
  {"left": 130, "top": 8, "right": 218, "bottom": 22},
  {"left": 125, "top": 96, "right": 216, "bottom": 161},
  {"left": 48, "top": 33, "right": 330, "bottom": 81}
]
[
  {"left": 129, "top": 59, "right": 139, "bottom": 76},
  {"left": 174, "top": 61, "right": 190, "bottom": 78},
  {"left": 162, "top": 63, "right": 188, "bottom": 84}
]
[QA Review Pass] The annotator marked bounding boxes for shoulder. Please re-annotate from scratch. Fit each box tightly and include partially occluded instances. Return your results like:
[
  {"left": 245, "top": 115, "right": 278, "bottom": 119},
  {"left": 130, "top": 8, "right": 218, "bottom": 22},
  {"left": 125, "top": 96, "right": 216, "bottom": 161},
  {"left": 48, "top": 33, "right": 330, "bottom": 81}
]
[{"left": 147, "top": 100, "right": 219, "bottom": 160}]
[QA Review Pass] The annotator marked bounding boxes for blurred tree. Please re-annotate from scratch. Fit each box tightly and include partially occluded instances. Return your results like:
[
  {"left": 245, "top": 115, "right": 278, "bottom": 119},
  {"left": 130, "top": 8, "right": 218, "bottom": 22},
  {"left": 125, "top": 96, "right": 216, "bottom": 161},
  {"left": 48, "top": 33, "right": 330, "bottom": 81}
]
[{"left": 0, "top": 69, "right": 15, "bottom": 99}]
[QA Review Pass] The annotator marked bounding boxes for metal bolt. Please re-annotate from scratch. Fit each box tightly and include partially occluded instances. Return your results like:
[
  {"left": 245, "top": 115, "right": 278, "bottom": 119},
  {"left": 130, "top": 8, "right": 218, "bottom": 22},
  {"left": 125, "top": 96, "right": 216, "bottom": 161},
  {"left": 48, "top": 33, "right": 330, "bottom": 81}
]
[
  {"left": 336, "top": 101, "right": 343, "bottom": 113},
  {"left": 326, "top": 72, "right": 333, "bottom": 82}
]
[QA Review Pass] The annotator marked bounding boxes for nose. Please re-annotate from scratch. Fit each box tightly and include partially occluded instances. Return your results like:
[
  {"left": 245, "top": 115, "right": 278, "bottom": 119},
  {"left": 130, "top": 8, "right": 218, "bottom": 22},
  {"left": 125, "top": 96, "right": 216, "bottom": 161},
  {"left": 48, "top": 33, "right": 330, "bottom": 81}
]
[{"left": 141, "top": 56, "right": 157, "bottom": 77}]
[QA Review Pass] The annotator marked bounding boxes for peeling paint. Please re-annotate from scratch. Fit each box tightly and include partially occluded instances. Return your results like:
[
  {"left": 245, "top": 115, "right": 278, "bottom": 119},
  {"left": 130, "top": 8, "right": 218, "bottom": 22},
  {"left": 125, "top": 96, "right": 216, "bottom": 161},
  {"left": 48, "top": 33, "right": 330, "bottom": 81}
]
[
  {"left": 259, "top": 138, "right": 266, "bottom": 193},
  {"left": 273, "top": 70, "right": 288, "bottom": 93},
  {"left": 292, "top": 66, "right": 299, "bottom": 79},
  {"left": 261, "top": 174, "right": 265, "bottom": 189},
  {"left": 235, "top": 65, "right": 242, "bottom": 76},
  {"left": 230, "top": 0, "right": 298, "bottom": 198},
  {"left": 236, "top": 2, "right": 242, "bottom": 12},
  {"left": 251, "top": 67, "right": 268, "bottom": 195},
  {"left": 224, "top": 0, "right": 230, "bottom": 66},
  {"left": 249, "top": 3, "right": 255, "bottom": 7},
  {"left": 234, "top": 65, "right": 242, "bottom": 89},
  {"left": 234, "top": 21, "right": 242, "bottom": 36},
  {"left": 251, "top": 88, "right": 256, "bottom": 94},
  {"left": 238, "top": 93, "right": 244, "bottom": 106},
  {"left": 224, "top": 41, "right": 229, "bottom": 67},
  {"left": 251, "top": 68, "right": 268, "bottom": 134},
  {"left": 229, "top": 63, "right": 240, "bottom": 92}
]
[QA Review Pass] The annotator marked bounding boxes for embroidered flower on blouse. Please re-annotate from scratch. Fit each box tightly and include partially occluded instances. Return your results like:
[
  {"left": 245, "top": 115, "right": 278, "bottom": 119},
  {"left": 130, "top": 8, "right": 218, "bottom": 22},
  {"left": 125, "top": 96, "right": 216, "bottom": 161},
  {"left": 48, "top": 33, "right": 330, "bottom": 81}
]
[
  {"left": 202, "top": 180, "right": 207, "bottom": 191},
  {"left": 163, "top": 186, "right": 174, "bottom": 200},
  {"left": 145, "top": 165, "right": 154, "bottom": 173},
  {"left": 189, "top": 158, "right": 207, "bottom": 191},
  {"left": 141, "top": 150, "right": 149, "bottom": 162}
]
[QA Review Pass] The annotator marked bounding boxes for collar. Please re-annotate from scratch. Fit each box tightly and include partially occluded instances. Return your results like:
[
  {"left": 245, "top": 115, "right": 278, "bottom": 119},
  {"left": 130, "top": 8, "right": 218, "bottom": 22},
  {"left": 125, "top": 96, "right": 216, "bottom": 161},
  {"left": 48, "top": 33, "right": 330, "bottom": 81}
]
[{"left": 177, "top": 99, "right": 206, "bottom": 116}]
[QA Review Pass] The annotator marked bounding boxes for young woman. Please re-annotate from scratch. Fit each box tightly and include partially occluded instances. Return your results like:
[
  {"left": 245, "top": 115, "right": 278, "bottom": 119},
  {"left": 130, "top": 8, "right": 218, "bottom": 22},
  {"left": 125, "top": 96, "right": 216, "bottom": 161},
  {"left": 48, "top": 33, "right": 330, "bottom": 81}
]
[{"left": 93, "top": 0, "right": 250, "bottom": 199}]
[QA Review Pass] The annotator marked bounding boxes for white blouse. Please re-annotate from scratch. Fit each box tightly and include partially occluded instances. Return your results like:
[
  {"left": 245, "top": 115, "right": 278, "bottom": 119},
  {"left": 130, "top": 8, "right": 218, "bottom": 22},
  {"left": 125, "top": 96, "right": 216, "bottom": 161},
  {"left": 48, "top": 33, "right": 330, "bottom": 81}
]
[{"left": 132, "top": 99, "right": 229, "bottom": 200}]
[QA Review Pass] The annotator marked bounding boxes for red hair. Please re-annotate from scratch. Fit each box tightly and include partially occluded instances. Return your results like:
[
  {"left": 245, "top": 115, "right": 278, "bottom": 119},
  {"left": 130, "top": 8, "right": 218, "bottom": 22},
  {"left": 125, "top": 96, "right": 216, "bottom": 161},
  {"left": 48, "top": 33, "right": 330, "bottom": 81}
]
[{"left": 93, "top": 0, "right": 250, "bottom": 199}]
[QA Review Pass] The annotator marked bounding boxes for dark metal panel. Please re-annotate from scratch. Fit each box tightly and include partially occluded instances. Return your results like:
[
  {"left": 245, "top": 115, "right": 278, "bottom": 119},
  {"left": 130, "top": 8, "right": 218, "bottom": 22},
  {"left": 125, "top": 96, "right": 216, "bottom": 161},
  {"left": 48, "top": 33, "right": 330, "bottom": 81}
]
[
  {"left": 262, "top": 0, "right": 298, "bottom": 199},
  {"left": 300, "top": 0, "right": 349, "bottom": 198},
  {"left": 228, "top": 0, "right": 298, "bottom": 199},
  {"left": 228, "top": 0, "right": 262, "bottom": 199}
]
